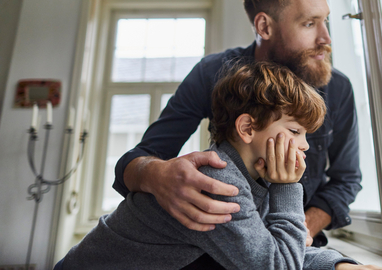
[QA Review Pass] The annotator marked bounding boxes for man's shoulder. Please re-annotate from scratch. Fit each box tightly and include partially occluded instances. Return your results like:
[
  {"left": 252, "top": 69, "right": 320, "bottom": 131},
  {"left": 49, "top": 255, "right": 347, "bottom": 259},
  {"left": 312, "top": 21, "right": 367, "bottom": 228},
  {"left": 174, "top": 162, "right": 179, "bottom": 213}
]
[
  {"left": 322, "top": 68, "right": 353, "bottom": 101},
  {"left": 329, "top": 68, "right": 352, "bottom": 88},
  {"left": 201, "top": 44, "right": 254, "bottom": 69}
]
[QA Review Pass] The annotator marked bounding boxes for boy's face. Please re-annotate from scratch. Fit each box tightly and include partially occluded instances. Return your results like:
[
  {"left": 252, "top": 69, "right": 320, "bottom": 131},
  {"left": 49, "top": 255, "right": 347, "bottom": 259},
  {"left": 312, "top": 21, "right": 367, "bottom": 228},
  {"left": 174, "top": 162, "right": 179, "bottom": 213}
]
[
  {"left": 268, "top": 0, "right": 332, "bottom": 87},
  {"left": 251, "top": 114, "right": 309, "bottom": 163}
]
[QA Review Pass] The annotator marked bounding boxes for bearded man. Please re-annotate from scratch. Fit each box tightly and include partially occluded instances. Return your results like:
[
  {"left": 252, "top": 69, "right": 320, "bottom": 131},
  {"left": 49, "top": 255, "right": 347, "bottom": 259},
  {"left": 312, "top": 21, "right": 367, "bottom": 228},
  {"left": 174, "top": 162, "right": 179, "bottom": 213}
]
[{"left": 113, "top": 0, "right": 362, "bottom": 247}]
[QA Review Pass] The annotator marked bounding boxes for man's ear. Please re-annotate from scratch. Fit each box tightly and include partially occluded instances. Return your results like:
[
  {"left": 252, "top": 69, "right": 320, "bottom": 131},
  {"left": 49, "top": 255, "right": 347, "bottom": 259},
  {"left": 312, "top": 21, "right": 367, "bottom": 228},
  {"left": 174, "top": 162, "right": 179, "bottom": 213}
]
[
  {"left": 254, "top": 12, "right": 275, "bottom": 40},
  {"left": 235, "top": 114, "right": 255, "bottom": 144}
]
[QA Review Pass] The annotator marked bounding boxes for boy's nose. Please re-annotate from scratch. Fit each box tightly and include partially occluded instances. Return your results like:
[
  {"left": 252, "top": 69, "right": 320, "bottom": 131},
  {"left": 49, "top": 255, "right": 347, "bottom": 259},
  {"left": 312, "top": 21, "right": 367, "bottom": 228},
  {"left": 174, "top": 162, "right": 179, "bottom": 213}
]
[{"left": 299, "top": 139, "right": 310, "bottom": 152}]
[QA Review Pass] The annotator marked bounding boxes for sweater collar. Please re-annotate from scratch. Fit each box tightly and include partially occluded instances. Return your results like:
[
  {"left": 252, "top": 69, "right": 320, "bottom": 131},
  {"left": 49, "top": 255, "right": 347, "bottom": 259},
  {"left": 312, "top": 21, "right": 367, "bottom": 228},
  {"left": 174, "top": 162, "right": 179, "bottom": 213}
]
[{"left": 217, "top": 141, "right": 269, "bottom": 202}]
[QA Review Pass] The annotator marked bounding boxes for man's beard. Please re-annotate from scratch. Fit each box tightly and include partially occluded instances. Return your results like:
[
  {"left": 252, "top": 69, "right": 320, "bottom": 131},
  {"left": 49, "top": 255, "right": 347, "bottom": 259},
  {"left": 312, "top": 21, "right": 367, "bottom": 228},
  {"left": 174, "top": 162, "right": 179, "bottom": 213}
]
[{"left": 269, "top": 42, "right": 332, "bottom": 88}]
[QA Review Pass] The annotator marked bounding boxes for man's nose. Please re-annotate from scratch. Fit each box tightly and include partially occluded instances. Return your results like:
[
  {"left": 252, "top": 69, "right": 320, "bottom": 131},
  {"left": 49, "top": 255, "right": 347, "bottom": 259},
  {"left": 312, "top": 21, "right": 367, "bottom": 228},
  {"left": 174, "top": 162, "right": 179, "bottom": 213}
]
[{"left": 317, "top": 22, "right": 331, "bottom": 46}]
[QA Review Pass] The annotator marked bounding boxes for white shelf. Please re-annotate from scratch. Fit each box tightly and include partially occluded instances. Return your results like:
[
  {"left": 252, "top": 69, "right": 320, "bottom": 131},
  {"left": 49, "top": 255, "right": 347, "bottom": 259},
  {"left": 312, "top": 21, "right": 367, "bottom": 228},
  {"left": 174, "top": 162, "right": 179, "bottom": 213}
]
[{"left": 326, "top": 236, "right": 382, "bottom": 266}]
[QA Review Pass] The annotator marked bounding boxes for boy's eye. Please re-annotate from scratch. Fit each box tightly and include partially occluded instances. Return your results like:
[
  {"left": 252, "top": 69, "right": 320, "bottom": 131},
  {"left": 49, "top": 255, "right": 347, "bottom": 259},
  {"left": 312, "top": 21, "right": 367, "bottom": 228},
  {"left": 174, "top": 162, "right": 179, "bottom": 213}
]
[{"left": 289, "top": 129, "right": 300, "bottom": 135}]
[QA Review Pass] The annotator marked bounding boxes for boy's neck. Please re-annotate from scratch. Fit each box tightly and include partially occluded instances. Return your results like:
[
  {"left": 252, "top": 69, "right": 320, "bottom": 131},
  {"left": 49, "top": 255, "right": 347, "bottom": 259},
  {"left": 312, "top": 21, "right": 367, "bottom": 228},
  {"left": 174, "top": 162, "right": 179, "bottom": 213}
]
[{"left": 228, "top": 139, "right": 260, "bottom": 180}]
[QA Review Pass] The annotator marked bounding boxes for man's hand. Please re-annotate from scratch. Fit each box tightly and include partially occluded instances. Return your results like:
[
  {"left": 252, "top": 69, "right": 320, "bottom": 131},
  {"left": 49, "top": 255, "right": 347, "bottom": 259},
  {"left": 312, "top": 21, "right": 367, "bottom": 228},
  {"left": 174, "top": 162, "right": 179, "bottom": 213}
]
[
  {"left": 336, "top": 263, "right": 382, "bottom": 270},
  {"left": 304, "top": 221, "right": 313, "bottom": 247},
  {"left": 254, "top": 133, "right": 306, "bottom": 184},
  {"left": 124, "top": 151, "right": 240, "bottom": 231},
  {"left": 305, "top": 207, "right": 331, "bottom": 237}
]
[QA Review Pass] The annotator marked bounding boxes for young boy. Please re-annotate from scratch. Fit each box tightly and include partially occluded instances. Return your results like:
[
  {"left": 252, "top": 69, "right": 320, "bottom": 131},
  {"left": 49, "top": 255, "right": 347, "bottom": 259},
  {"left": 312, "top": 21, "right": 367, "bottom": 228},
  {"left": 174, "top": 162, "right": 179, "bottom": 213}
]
[{"left": 56, "top": 62, "right": 360, "bottom": 269}]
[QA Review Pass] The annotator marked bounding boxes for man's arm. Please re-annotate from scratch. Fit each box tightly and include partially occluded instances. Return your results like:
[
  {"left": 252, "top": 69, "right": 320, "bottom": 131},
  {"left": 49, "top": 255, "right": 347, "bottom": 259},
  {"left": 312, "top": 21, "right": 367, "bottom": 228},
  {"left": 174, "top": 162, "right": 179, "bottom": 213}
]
[
  {"left": 124, "top": 152, "right": 240, "bottom": 231},
  {"left": 306, "top": 76, "right": 362, "bottom": 231},
  {"left": 305, "top": 206, "right": 331, "bottom": 237}
]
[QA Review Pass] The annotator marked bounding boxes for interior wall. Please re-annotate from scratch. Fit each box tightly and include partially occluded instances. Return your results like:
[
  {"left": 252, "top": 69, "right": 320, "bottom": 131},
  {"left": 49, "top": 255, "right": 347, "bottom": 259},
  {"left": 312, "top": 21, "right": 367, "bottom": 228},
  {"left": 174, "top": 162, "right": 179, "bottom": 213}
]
[
  {"left": 0, "top": 0, "right": 23, "bottom": 126},
  {"left": 0, "top": 0, "right": 82, "bottom": 269},
  {"left": 221, "top": 0, "right": 254, "bottom": 49}
]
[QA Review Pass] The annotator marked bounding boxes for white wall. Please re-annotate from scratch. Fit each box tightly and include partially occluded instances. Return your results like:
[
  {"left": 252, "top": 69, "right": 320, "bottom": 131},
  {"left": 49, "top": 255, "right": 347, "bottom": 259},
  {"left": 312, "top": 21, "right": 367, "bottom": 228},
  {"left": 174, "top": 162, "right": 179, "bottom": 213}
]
[
  {"left": 221, "top": 0, "right": 254, "bottom": 50},
  {"left": 0, "top": 0, "right": 23, "bottom": 125},
  {"left": 0, "top": 0, "right": 82, "bottom": 269}
]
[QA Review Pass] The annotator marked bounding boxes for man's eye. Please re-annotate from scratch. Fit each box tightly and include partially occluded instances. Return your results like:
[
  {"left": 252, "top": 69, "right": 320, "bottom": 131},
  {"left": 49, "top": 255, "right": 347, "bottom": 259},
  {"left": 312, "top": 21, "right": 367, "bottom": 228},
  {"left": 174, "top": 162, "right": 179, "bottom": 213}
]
[
  {"left": 289, "top": 129, "right": 300, "bottom": 135},
  {"left": 305, "top": 22, "right": 314, "bottom": 27}
]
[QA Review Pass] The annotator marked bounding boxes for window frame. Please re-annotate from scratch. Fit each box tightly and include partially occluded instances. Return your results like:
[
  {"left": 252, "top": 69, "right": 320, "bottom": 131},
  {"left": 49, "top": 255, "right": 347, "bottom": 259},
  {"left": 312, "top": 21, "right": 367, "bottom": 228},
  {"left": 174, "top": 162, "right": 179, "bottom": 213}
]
[
  {"left": 330, "top": 0, "right": 382, "bottom": 254},
  {"left": 74, "top": 1, "right": 214, "bottom": 233}
]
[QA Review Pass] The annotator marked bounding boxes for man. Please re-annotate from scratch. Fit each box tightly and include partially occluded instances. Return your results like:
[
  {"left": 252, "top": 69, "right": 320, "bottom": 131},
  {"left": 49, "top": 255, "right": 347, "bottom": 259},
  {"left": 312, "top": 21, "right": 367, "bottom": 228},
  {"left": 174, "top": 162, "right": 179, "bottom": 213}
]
[{"left": 113, "top": 0, "right": 362, "bottom": 246}]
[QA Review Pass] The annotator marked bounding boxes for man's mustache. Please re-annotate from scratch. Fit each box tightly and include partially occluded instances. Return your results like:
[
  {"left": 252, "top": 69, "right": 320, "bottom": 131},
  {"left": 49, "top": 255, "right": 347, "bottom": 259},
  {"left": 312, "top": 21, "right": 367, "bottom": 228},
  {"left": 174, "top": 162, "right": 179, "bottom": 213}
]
[{"left": 305, "top": 45, "right": 332, "bottom": 57}]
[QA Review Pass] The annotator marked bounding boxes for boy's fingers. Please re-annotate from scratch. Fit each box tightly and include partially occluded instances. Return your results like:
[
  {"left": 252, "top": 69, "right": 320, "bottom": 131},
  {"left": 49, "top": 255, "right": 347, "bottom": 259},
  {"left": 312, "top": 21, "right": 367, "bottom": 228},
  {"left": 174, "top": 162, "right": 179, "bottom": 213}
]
[
  {"left": 287, "top": 139, "right": 297, "bottom": 174},
  {"left": 295, "top": 151, "right": 306, "bottom": 178},
  {"left": 254, "top": 158, "right": 266, "bottom": 178},
  {"left": 266, "top": 138, "right": 276, "bottom": 176},
  {"left": 275, "top": 133, "right": 287, "bottom": 178}
]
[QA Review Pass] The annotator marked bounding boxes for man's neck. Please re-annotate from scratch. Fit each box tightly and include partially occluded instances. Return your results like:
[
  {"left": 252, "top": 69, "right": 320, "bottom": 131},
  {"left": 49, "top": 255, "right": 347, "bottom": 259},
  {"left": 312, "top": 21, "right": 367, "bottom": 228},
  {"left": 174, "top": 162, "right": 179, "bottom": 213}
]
[{"left": 254, "top": 38, "right": 270, "bottom": 61}]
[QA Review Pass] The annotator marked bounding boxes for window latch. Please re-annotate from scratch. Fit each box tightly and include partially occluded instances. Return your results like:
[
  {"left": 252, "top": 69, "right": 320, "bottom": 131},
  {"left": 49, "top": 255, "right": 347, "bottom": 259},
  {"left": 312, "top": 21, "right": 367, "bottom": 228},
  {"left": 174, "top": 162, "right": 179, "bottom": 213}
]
[{"left": 342, "top": 12, "right": 363, "bottom": 20}]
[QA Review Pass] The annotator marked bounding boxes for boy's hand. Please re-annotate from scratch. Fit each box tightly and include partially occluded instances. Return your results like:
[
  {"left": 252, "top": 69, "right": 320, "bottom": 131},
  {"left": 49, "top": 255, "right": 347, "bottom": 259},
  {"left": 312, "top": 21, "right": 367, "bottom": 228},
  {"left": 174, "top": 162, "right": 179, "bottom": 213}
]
[
  {"left": 335, "top": 263, "right": 382, "bottom": 269},
  {"left": 254, "top": 132, "right": 306, "bottom": 184}
]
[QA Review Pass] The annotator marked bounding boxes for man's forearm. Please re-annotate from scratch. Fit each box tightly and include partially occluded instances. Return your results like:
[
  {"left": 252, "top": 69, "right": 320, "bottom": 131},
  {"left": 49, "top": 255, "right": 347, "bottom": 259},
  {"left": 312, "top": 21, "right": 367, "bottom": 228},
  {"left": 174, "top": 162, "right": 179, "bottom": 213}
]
[
  {"left": 305, "top": 207, "right": 331, "bottom": 237},
  {"left": 123, "top": 156, "right": 162, "bottom": 193}
]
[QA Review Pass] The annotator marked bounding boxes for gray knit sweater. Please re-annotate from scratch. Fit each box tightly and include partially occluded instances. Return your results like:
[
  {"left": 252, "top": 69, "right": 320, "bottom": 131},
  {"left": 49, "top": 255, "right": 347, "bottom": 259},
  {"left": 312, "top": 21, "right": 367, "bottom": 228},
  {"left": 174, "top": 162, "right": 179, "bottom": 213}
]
[{"left": 62, "top": 141, "right": 356, "bottom": 269}]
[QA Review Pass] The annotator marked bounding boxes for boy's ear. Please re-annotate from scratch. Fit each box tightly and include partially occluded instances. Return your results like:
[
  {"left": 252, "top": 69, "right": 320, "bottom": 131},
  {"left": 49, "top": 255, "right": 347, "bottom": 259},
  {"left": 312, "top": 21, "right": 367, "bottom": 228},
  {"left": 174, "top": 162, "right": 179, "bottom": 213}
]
[
  {"left": 254, "top": 12, "right": 274, "bottom": 40},
  {"left": 235, "top": 114, "right": 255, "bottom": 144}
]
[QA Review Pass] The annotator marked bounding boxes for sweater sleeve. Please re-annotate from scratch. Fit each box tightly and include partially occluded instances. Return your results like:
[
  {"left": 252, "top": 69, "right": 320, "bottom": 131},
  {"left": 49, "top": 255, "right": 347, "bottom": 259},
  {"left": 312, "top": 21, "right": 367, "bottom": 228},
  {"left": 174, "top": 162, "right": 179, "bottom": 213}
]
[
  {"left": 173, "top": 163, "right": 308, "bottom": 270},
  {"left": 303, "top": 247, "right": 358, "bottom": 270}
]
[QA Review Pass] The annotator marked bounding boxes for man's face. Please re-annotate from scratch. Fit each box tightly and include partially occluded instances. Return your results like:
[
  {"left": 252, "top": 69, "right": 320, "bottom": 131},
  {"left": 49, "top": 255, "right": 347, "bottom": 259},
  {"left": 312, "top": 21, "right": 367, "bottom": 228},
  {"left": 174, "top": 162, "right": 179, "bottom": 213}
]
[{"left": 268, "top": 0, "right": 332, "bottom": 88}]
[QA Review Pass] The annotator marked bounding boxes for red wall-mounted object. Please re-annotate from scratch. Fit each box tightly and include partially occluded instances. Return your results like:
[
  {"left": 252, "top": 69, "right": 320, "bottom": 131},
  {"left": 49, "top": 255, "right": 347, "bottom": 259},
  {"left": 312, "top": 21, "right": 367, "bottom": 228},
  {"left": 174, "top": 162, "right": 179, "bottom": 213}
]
[{"left": 14, "top": 79, "right": 61, "bottom": 108}]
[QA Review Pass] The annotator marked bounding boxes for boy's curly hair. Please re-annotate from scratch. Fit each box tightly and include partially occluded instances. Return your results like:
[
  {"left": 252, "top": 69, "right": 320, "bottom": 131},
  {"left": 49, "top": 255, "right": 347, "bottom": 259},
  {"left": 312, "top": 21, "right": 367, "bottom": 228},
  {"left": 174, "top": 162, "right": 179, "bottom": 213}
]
[{"left": 211, "top": 61, "right": 326, "bottom": 144}]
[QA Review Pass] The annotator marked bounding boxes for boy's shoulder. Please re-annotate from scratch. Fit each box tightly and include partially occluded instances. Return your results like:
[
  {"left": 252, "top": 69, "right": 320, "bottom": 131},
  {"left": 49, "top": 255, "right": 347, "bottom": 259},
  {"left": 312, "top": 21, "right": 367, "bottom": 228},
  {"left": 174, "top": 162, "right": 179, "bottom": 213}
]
[{"left": 198, "top": 143, "right": 247, "bottom": 188}]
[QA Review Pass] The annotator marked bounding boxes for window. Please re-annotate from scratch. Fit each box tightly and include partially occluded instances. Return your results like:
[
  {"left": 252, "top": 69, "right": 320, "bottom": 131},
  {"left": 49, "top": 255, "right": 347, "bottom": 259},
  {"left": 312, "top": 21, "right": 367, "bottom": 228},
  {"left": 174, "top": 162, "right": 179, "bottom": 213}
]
[
  {"left": 327, "top": 0, "right": 382, "bottom": 253},
  {"left": 329, "top": 0, "right": 380, "bottom": 213},
  {"left": 112, "top": 18, "right": 206, "bottom": 82},
  {"left": 99, "top": 12, "right": 208, "bottom": 213}
]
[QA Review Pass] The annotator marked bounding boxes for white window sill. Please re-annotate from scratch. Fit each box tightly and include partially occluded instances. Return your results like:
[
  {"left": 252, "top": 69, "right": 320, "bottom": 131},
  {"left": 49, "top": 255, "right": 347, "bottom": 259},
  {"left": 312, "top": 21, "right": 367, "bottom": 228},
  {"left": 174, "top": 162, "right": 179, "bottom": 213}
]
[{"left": 326, "top": 236, "right": 382, "bottom": 265}]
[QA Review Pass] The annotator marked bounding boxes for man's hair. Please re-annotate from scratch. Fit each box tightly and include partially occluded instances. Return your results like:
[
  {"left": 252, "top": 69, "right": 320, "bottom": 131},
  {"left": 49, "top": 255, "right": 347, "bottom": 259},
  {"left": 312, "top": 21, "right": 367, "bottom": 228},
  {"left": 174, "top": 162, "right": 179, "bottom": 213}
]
[
  {"left": 243, "top": 0, "right": 290, "bottom": 24},
  {"left": 211, "top": 61, "right": 326, "bottom": 144}
]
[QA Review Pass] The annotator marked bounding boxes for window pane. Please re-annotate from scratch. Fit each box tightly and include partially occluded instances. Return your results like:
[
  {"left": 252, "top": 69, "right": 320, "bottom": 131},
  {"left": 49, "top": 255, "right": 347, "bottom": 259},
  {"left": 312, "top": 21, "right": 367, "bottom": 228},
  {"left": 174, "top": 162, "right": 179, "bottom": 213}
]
[
  {"left": 329, "top": 0, "right": 380, "bottom": 212},
  {"left": 102, "top": 94, "right": 151, "bottom": 211},
  {"left": 112, "top": 18, "right": 206, "bottom": 82}
]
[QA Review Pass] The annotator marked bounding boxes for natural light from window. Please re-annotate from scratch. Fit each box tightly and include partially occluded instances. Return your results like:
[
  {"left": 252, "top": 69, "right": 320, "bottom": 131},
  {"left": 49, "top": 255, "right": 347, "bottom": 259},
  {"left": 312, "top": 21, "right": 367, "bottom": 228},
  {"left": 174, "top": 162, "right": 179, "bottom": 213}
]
[
  {"left": 102, "top": 16, "right": 206, "bottom": 212},
  {"left": 112, "top": 18, "right": 206, "bottom": 82},
  {"left": 329, "top": 0, "right": 381, "bottom": 212}
]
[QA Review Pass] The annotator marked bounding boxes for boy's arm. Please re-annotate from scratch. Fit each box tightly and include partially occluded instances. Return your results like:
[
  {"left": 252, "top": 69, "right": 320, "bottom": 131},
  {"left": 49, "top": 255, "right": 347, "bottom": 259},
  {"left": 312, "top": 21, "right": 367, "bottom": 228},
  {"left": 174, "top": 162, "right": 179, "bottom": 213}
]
[
  {"left": 303, "top": 247, "right": 358, "bottom": 270},
  {"left": 177, "top": 171, "right": 308, "bottom": 269}
]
